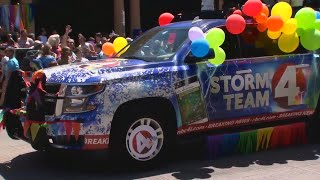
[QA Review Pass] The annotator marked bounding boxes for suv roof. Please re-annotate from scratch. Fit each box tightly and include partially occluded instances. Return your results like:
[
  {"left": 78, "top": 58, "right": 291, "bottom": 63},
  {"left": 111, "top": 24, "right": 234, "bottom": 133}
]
[
  {"left": 164, "top": 19, "right": 226, "bottom": 29},
  {"left": 164, "top": 18, "right": 255, "bottom": 31}
]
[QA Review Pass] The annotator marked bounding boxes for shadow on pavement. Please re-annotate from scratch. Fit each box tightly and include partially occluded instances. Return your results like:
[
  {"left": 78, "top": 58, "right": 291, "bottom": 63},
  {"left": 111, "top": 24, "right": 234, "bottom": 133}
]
[{"left": 0, "top": 142, "right": 320, "bottom": 180}]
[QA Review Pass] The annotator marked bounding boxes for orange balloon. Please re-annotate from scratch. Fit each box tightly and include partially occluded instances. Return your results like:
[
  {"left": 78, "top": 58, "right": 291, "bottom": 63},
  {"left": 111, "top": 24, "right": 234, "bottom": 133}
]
[
  {"left": 267, "top": 15, "right": 284, "bottom": 32},
  {"left": 255, "top": 13, "right": 268, "bottom": 23},
  {"left": 261, "top": 4, "right": 269, "bottom": 17},
  {"left": 257, "top": 22, "right": 268, "bottom": 32},
  {"left": 102, "top": 42, "right": 115, "bottom": 56}
]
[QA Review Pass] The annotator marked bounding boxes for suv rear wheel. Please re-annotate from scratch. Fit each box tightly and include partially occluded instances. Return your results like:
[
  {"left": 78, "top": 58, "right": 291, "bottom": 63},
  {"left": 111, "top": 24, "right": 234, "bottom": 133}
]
[{"left": 306, "top": 96, "right": 320, "bottom": 143}]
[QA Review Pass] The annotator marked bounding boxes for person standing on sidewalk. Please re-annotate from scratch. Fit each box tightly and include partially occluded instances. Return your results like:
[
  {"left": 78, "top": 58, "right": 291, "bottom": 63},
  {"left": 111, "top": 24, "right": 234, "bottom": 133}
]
[
  {"left": 0, "top": 47, "right": 19, "bottom": 106},
  {"left": 0, "top": 47, "right": 9, "bottom": 106}
]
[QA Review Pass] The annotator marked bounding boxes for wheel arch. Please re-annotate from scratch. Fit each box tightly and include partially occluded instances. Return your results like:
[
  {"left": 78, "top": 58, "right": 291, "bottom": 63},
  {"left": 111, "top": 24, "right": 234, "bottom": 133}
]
[{"left": 109, "top": 97, "right": 178, "bottom": 144}]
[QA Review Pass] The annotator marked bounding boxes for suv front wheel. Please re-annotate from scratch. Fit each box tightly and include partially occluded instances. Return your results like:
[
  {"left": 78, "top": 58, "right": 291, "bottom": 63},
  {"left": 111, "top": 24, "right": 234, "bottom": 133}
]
[
  {"left": 126, "top": 118, "right": 164, "bottom": 162},
  {"left": 109, "top": 105, "right": 176, "bottom": 167}
]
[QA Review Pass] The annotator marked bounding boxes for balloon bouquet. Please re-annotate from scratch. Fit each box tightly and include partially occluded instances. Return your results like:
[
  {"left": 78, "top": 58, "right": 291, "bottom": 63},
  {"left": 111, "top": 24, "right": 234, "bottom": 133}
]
[
  {"left": 226, "top": 0, "right": 320, "bottom": 53},
  {"left": 101, "top": 37, "right": 130, "bottom": 57},
  {"left": 188, "top": 0, "right": 320, "bottom": 64},
  {"left": 188, "top": 27, "right": 227, "bottom": 66}
]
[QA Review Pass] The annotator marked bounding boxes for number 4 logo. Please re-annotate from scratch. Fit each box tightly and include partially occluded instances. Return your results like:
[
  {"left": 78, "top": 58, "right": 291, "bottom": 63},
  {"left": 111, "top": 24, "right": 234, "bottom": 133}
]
[
  {"left": 135, "top": 132, "right": 153, "bottom": 153},
  {"left": 273, "top": 64, "right": 309, "bottom": 108}
]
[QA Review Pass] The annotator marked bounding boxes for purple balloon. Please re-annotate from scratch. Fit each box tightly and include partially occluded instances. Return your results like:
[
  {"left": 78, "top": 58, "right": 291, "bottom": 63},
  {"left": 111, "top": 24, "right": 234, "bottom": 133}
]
[{"left": 188, "top": 27, "right": 205, "bottom": 41}]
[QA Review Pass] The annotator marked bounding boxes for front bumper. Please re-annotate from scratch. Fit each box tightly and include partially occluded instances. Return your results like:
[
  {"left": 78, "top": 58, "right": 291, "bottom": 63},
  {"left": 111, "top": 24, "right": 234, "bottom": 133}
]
[{"left": 21, "top": 121, "right": 110, "bottom": 151}]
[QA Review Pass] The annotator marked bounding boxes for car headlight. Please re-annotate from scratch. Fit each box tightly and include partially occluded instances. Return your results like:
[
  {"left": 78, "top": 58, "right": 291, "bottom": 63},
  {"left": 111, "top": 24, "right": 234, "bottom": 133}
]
[
  {"left": 62, "top": 84, "right": 104, "bottom": 113},
  {"left": 66, "top": 85, "right": 104, "bottom": 97}
]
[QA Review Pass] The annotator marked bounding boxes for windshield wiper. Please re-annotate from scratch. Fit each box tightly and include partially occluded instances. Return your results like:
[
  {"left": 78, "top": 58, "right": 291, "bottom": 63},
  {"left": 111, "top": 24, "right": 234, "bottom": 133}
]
[{"left": 121, "top": 56, "right": 150, "bottom": 62}]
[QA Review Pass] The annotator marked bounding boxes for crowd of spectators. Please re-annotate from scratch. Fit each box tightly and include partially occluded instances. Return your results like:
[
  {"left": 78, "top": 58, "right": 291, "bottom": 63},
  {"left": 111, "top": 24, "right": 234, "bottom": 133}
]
[
  {"left": 0, "top": 25, "right": 134, "bottom": 70},
  {"left": 0, "top": 25, "right": 134, "bottom": 107}
]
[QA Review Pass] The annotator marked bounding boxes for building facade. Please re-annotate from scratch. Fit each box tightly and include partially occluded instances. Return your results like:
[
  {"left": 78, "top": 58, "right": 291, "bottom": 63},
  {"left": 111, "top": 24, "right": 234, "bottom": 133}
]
[{"left": 1, "top": 0, "right": 311, "bottom": 38}]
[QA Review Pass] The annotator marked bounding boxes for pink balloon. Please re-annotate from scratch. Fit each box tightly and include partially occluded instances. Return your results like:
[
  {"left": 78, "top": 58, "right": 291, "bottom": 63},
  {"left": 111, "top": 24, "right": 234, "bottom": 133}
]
[
  {"left": 243, "top": 0, "right": 263, "bottom": 17},
  {"left": 226, "top": 14, "right": 246, "bottom": 35},
  {"left": 188, "top": 27, "right": 205, "bottom": 41}
]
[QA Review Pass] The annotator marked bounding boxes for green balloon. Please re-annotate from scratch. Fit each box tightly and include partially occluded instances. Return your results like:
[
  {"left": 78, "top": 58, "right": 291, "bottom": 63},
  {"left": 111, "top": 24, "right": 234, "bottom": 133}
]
[
  {"left": 206, "top": 28, "right": 225, "bottom": 48},
  {"left": 300, "top": 29, "right": 320, "bottom": 51},
  {"left": 315, "top": 19, "right": 320, "bottom": 30},
  {"left": 296, "top": 28, "right": 305, "bottom": 36},
  {"left": 294, "top": 8, "right": 316, "bottom": 30},
  {"left": 209, "top": 47, "right": 226, "bottom": 65}
]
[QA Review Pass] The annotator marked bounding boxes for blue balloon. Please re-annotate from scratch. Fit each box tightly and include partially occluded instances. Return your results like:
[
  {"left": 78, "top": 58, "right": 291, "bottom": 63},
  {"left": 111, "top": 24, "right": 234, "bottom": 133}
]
[
  {"left": 191, "top": 39, "right": 210, "bottom": 58},
  {"left": 316, "top": 11, "right": 320, "bottom": 19}
]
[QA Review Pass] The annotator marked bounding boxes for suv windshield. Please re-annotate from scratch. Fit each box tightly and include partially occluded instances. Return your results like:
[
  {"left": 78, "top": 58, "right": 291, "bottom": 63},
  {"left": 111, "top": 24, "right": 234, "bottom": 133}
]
[{"left": 119, "top": 27, "right": 189, "bottom": 62}]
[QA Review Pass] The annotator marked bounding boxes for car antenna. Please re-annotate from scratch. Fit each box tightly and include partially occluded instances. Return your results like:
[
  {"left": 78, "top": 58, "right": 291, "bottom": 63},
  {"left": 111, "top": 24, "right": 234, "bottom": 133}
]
[{"left": 192, "top": 16, "right": 202, "bottom": 24}]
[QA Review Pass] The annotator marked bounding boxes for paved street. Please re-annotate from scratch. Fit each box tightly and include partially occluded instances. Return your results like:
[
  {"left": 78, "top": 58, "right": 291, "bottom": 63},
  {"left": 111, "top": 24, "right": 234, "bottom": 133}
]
[{"left": 1, "top": 131, "right": 320, "bottom": 180}]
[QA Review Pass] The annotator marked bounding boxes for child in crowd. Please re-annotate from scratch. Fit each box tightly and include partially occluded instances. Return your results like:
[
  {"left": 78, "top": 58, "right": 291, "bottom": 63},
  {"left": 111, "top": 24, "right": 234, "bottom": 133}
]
[{"left": 74, "top": 47, "right": 89, "bottom": 63}]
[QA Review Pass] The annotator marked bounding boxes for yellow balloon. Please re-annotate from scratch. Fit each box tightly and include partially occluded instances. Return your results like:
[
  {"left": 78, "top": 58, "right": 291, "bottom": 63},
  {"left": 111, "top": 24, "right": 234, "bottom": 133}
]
[
  {"left": 271, "top": 2, "right": 292, "bottom": 22},
  {"left": 113, "top": 37, "right": 128, "bottom": 53},
  {"left": 267, "top": 30, "right": 281, "bottom": 40},
  {"left": 282, "top": 18, "right": 297, "bottom": 35},
  {"left": 278, "top": 33, "right": 299, "bottom": 53}
]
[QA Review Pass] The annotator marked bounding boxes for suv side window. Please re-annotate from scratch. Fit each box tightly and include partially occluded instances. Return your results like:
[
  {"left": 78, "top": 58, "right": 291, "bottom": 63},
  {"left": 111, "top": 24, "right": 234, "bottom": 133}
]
[
  {"left": 238, "top": 24, "right": 308, "bottom": 58},
  {"left": 219, "top": 26, "right": 241, "bottom": 60}
]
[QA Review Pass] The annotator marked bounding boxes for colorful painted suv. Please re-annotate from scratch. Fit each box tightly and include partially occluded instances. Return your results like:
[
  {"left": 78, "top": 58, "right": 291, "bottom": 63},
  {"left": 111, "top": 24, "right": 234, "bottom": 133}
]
[{"left": 5, "top": 19, "right": 320, "bottom": 164}]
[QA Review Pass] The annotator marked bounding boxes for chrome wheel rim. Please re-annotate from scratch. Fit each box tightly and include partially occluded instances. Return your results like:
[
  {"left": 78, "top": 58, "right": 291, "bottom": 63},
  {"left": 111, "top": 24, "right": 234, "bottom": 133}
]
[{"left": 126, "top": 118, "right": 164, "bottom": 161}]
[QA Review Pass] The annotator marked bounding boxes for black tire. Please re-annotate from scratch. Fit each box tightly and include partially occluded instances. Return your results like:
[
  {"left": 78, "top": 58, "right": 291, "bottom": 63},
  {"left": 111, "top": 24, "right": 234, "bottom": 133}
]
[
  {"left": 30, "top": 126, "right": 50, "bottom": 151},
  {"left": 109, "top": 104, "right": 176, "bottom": 168},
  {"left": 306, "top": 107, "right": 320, "bottom": 144},
  {"left": 306, "top": 96, "right": 320, "bottom": 144},
  {"left": 4, "top": 111, "right": 22, "bottom": 140}
]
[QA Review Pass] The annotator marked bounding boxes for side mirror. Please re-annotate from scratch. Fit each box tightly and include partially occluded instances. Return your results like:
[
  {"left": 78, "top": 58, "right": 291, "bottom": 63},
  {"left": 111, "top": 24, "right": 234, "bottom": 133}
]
[{"left": 185, "top": 48, "right": 215, "bottom": 64}]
